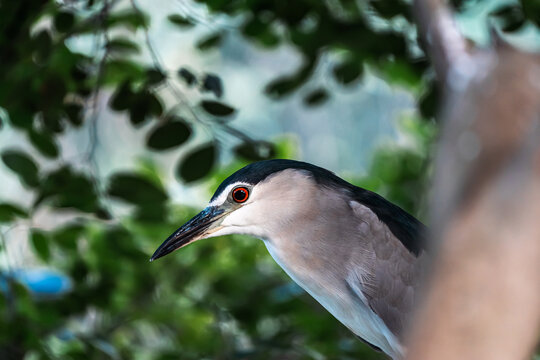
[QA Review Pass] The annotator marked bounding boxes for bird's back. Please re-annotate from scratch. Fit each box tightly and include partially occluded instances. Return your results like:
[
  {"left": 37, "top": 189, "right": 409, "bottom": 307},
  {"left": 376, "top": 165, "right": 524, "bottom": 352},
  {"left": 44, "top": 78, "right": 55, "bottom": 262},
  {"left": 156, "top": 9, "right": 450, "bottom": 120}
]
[
  {"left": 258, "top": 172, "right": 426, "bottom": 359},
  {"left": 346, "top": 199, "right": 426, "bottom": 355}
]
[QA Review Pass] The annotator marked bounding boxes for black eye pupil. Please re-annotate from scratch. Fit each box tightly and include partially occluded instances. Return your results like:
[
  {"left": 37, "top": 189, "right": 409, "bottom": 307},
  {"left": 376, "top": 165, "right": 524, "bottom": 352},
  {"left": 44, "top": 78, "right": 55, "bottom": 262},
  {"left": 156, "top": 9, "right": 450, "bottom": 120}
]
[{"left": 233, "top": 189, "right": 247, "bottom": 202}]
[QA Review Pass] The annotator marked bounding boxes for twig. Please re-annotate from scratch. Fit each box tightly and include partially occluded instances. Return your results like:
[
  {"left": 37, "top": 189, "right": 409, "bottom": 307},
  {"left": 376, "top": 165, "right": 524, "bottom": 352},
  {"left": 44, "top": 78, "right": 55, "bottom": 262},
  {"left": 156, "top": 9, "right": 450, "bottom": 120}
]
[
  {"left": 129, "top": 0, "right": 217, "bottom": 137},
  {"left": 129, "top": 0, "right": 256, "bottom": 148},
  {"left": 0, "top": 228, "right": 13, "bottom": 272},
  {"left": 81, "top": 0, "right": 117, "bottom": 218},
  {"left": 86, "top": 0, "right": 111, "bottom": 163}
]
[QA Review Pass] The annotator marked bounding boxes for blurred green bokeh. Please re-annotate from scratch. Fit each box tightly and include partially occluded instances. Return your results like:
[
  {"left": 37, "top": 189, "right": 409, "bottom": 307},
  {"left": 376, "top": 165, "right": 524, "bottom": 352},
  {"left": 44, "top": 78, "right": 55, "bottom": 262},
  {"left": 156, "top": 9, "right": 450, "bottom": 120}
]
[{"left": 0, "top": 131, "right": 432, "bottom": 360}]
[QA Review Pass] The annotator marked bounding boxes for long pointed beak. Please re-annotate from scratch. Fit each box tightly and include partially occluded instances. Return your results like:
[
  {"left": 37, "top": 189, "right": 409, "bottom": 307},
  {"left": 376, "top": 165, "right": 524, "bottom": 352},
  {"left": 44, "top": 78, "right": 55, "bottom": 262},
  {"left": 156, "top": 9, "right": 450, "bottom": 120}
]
[{"left": 150, "top": 206, "right": 225, "bottom": 261}]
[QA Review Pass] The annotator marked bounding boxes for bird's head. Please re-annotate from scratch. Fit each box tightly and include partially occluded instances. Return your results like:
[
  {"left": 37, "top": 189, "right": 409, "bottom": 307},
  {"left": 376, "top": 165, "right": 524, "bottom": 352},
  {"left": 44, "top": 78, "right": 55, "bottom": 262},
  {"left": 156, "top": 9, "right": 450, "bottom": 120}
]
[{"left": 150, "top": 159, "right": 344, "bottom": 261}]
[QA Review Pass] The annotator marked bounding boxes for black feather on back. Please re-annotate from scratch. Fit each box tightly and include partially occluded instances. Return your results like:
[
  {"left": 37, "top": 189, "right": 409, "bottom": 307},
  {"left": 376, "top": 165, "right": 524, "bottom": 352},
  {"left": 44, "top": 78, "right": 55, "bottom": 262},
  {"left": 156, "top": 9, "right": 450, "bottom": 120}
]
[{"left": 211, "top": 159, "right": 427, "bottom": 256}]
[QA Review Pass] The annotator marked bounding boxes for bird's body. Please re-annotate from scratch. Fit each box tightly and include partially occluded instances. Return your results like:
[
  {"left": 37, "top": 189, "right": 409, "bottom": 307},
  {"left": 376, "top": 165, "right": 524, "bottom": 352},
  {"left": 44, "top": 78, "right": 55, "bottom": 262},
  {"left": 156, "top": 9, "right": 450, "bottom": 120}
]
[{"left": 151, "top": 160, "right": 426, "bottom": 359}]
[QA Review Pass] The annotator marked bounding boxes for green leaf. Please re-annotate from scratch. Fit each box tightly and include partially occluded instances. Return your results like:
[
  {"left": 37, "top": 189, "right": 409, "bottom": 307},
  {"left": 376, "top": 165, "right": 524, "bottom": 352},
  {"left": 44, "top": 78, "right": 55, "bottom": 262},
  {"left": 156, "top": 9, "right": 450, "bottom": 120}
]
[
  {"left": 8, "top": 110, "right": 33, "bottom": 129},
  {"left": 178, "top": 67, "right": 197, "bottom": 86},
  {"left": 419, "top": 82, "right": 439, "bottom": 119},
  {"left": 0, "top": 203, "right": 28, "bottom": 223},
  {"left": 378, "top": 59, "right": 421, "bottom": 88},
  {"left": 200, "top": 100, "right": 235, "bottom": 117},
  {"left": 54, "top": 11, "right": 75, "bottom": 32},
  {"left": 37, "top": 166, "right": 99, "bottom": 213},
  {"left": 108, "top": 173, "right": 167, "bottom": 205},
  {"left": 52, "top": 224, "right": 83, "bottom": 252},
  {"left": 201, "top": 74, "right": 223, "bottom": 98},
  {"left": 234, "top": 141, "right": 275, "bottom": 161},
  {"left": 30, "top": 230, "right": 51, "bottom": 262},
  {"left": 146, "top": 118, "right": 192, "bottom": 151},
  {"left": 28, "top": 129, "right": 59, "bottom": 159},
  {"left": 502, "top": 17, "right": 526, "bottom": 32},
  {"left": 64, "top": 103, "right": 84, "bottom": 127},
  {"left": 1, "top": 150, "right": 39, "bottom": 187},
  {"left": 104, "top": 59, "right": 144, "bottom": 84},
  {"left": 107, "top": 38, "right": 140, "bottom": 54},
  {"left": 241, "top": 17, "right": 280, "bottom": 48},
  {"left": 265, "top": 77, "right": 300, "bottom": 98},
  {"left": 42, "top": 111, "right": 65, "bottom": 134},
  {"left": 491, "top": 4, "right": 518, "bottom": 17},
  {"left": 167, "top": 14, "right": 195, "bottom": 28},
  {"left": 369, "top": 0, "right": 409, "bottom": 20},
  {"left": 134, "top": 203, "right": 167, "bottom": 223},
  {"left": 490, "top": 4, "right": 526, "bottom": 32},
  {"left": 109, "top": 81, "right": 134, "bottom": 111},
  {"left": 177, "top": 143, "right": 216, "bottom": 183},
  {"left": 145, "top": 68, "right": 166, "bottom": 86},
  {"left": 95, "top": 207, "right": 112, "bottom": 220},
  {"left": 333, "top": 61, "right": 363, "bottom": 85},
  {"left": 32, "top": 30, "right": 53, "bottom": 63},
  {"left": 521, "top": 0, "right": 540, "bottom": 26},
  {"left": 196, "top": 33, "right": 223, "bottom": 51},
  {"left": 40, "top": 74, "right": 67, "bottom": 110},
  {"left": 303, "top": 88, "right": 329, "bottom": 107},
  {"left": 264, "top": 67, "right": 312, "bottom": 99},
  {"left": 106, "top": 10, "right": 149, "bottom": 30},
  {"left": 128, "top": 91, "right": 163, "bottom": 126}
]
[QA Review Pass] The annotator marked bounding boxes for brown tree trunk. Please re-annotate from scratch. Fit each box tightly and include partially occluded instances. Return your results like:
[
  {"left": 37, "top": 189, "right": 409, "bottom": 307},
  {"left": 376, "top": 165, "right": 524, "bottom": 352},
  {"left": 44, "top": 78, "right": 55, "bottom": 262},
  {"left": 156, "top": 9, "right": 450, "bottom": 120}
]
[{"left": 406, "top": 1, "right": 540, "bottom": 358}]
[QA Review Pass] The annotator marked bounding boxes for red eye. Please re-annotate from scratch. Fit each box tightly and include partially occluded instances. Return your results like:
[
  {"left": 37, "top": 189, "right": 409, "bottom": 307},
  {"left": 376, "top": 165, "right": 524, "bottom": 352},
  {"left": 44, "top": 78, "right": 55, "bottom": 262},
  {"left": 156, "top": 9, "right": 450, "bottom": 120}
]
[{"left": 232, "top": 187, "right": 249, "bottom": 203}]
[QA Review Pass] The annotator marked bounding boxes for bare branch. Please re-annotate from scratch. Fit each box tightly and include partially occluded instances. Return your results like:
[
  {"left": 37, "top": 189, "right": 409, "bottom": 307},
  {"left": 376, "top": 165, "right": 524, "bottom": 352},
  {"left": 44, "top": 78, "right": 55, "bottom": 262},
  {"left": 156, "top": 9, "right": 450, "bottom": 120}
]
[
  {"left": 405, "top": 28, "right": 540, "bottom": 360},
  {"left": 412, "top": 0, "right": 471, "bottom": 82},
  {"left": 86, "top": 0, "right": 115, "bottom": 163}
]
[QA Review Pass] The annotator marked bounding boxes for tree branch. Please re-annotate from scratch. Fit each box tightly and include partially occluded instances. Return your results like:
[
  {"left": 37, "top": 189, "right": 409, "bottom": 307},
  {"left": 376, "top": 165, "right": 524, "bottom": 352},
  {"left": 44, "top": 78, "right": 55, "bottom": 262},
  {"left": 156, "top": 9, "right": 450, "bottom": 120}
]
[
  {"left": 406, "top": 0, "right": 540, "bottom": 356},
  {"left": 413, "top": 0, "right": 470, "bottom": 82}
]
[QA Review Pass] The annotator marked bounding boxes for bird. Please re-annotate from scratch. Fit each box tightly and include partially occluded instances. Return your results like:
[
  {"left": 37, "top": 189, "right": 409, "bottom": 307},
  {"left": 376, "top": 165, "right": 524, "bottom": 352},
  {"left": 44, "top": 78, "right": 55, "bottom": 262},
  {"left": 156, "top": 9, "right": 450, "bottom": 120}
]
[{"left": 151, "top": 159, "right": 427, "bottom": 359}]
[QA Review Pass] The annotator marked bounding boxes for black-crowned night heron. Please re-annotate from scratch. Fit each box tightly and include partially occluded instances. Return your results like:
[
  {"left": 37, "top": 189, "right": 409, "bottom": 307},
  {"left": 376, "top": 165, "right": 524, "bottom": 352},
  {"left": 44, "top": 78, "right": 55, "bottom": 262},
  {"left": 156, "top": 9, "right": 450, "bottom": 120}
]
[{"left": 151, "top": 159, "right": 426, "bottom": 359}]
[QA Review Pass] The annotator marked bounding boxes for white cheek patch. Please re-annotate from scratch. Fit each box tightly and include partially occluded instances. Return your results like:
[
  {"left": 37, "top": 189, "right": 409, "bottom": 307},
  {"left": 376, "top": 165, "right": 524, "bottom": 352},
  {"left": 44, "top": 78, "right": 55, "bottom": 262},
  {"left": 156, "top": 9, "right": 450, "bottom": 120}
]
[
  {"left": 218, "top": 201, "right": 270, "bottom": 239},
  {"left": 215, "top": 212, "right": 268, "bottom": 239},
  {"left": 208, "top": 182, "right": 246, "bottom": 207},
  {"left": 205, "top": 225, "right": 242, "bottom": 238},
  {"left": 220, "top": 207, "right": 248, "bottom": 227}
]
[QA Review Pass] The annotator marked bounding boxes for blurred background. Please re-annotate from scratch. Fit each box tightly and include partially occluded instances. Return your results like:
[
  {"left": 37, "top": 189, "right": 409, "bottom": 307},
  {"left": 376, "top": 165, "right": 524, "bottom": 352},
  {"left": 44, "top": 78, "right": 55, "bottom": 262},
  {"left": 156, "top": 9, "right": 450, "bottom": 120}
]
[{"left": 0, "top": 0, "right": 538, "bottom": 359}]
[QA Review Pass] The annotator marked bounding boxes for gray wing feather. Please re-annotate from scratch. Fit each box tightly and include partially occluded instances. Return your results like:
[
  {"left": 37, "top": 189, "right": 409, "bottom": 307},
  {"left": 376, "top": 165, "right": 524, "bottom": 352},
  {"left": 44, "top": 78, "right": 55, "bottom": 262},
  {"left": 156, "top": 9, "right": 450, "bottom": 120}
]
[{"left": 346, "top": 201, "right": 424, "bottom": 339}]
